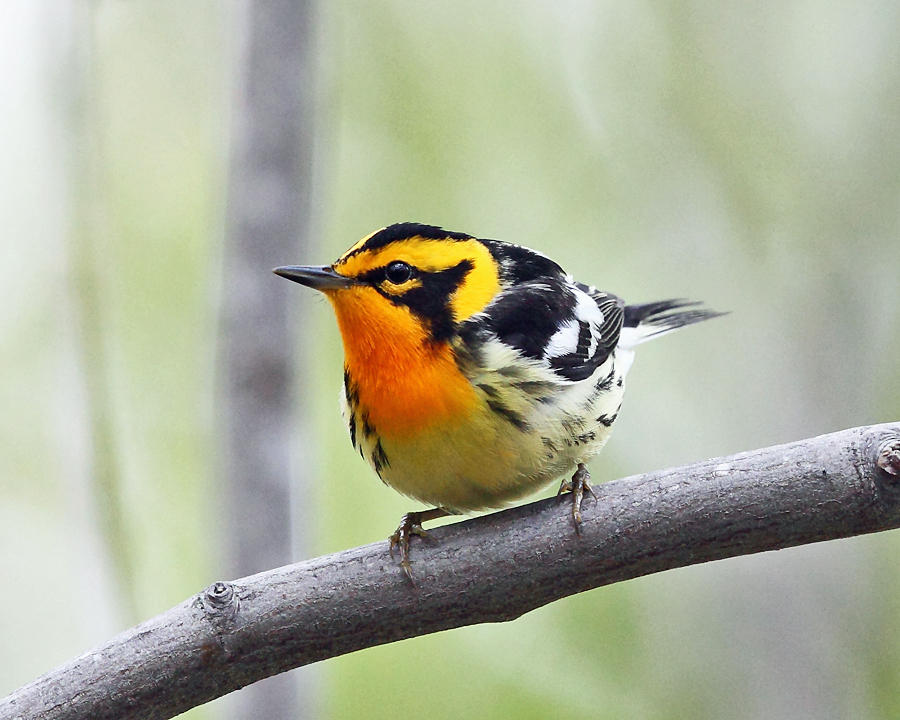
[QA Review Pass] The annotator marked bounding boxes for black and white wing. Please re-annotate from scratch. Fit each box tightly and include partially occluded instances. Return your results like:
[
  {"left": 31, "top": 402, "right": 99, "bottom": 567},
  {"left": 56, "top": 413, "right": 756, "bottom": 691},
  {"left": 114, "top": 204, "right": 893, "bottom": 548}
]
[
  {"left": 544, "top": 281, "right": 624, "bottom": 381},
  {"left": 458, "top": 277, "right": 624, "bottom": 383}
]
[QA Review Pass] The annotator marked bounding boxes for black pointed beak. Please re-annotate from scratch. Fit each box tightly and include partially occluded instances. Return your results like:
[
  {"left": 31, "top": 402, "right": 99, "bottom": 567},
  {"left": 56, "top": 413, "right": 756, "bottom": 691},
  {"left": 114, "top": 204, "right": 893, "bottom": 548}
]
[{"left": 273, "top": 265, "right": 357, "bottom": 290}]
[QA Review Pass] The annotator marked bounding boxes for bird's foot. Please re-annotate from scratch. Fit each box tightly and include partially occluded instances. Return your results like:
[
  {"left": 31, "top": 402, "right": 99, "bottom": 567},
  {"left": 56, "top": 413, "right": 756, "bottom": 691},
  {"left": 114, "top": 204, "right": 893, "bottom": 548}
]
[
  {"left": 557, "top": 463, "right": 594, "bottom": 532},
  {"left": 388, "top": 508, "right": 449, "bottom": 583}
]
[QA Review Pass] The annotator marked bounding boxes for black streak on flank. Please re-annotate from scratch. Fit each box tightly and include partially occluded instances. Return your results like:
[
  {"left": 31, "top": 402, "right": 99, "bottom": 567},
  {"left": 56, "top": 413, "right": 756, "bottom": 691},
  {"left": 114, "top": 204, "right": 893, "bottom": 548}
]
[
  {"left": 595, "top": 367, "right": 615, "bottom": 393},
  {"left": 561, "top": 415, "right": 586, "bottom": 435},
  {"left": 514, "top": 379, "right": 555, "bottom": 394},
  {"left": 477, "top": 383, "right": 499, "bottom": 398},
  {"left": 597, "top": 412, "right": 618, "bottom": 427},
  {"left": 344, "top": 369, "right": 360, "bottom": 450},
  {"left": 361, "top": 411, "right": 375, "bottom": 438},
  {"left": 616, "top": 376, "right": 624, "bottom": 388},
  {"left": 371, "top": 439, "right": 390, "bottom": 478},
  {"left": 542, "top": 436, "right": 558, "bottom": 460},
  {"left": 348, "top": 412, "right": 357, "bottom": 449},
  {"left": 343, "top": 368, "right": 359, "bottom": 407},
  {"left": 487, "top": 399, "right": 529, "bottom": 431}
]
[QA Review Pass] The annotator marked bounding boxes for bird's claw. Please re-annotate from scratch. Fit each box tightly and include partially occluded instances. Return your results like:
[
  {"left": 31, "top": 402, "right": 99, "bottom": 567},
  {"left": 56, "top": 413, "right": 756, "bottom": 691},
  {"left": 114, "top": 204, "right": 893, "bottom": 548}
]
[
  {"left": 389, "top": 513, "right": 431, "bottom": 583},
  {"left": 558, "top": 463, "right": 594, "bottom": 532}
]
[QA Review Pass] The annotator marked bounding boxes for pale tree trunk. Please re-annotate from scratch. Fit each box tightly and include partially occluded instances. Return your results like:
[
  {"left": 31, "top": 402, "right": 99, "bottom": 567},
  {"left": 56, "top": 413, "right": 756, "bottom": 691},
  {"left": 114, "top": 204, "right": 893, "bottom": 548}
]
[{"left": 219, "top": 0, "right": 316, "bottom": 717}]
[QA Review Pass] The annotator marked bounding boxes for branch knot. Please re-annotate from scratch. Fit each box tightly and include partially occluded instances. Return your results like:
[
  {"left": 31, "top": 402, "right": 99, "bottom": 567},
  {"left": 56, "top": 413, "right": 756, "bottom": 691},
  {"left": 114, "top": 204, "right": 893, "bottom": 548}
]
[
  {"left": 201, "top": 581, "right": 239, "bottom": 621},
  {"left": 876, "top": 439, "right": 900, "bottom": 478}
]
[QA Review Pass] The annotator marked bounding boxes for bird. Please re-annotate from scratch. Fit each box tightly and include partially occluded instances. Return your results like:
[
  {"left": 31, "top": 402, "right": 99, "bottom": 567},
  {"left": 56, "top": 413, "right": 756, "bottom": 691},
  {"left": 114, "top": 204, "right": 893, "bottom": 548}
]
[{"left": 275, "top": 222, "right": 724, "bottom": 579}]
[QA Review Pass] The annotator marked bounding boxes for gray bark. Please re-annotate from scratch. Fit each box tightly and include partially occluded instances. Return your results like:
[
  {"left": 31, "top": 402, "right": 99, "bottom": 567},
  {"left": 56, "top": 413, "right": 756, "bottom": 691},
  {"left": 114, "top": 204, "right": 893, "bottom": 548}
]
[{"left": 3, "top": 423, "right": 899, "bottom": 720}]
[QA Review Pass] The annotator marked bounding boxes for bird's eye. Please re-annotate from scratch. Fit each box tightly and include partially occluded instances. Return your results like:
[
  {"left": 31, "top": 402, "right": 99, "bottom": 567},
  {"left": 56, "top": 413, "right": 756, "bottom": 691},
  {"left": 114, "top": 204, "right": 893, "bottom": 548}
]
[{"left": 384, "top": 261, "right": 414, "bottom": 284}]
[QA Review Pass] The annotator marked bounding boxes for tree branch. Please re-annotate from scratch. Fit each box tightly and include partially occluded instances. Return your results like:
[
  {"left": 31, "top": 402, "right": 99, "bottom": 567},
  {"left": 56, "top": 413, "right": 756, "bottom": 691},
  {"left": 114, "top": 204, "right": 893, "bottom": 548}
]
[{"left": 4, "top": 423, "right": 900, "bottom": 720}]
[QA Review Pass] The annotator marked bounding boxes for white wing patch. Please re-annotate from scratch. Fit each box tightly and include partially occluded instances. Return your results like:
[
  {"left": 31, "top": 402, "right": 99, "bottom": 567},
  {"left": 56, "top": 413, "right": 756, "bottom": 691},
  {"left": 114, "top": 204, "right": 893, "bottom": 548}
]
[
  {"left": 544, "top": 320, "right": 582, "bottom": 358},
  {"left": 575, "top": 287, "right": 604, "bottom": 358},
  {"left": 543, "top": 285, "right": 606, "bottom": 361}
]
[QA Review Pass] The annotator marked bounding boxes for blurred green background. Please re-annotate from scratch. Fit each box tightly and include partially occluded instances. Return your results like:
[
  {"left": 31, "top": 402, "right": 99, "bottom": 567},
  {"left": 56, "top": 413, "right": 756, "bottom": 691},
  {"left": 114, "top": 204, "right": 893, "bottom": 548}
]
[{"left": 2, "top": 1, "right": 899, "bottom": 718}]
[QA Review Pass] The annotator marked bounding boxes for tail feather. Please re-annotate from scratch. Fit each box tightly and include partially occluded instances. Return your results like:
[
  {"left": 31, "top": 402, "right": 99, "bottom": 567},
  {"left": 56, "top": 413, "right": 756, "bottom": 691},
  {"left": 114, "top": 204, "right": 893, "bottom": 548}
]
[{"left": 619, "top": 299, "right": 726, "bottom": 348}]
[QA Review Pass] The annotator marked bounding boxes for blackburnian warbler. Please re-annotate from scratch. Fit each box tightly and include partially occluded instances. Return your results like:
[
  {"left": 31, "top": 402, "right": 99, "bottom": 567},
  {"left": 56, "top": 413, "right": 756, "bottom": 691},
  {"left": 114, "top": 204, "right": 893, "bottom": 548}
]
[{"left": 276, "top": 223, "right": 723, "bottom": 578}]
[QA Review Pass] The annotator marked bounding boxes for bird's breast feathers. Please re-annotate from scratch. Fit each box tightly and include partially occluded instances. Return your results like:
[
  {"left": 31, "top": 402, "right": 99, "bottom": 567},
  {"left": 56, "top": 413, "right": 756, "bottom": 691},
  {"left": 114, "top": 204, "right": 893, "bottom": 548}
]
[
  {"left": 341, "top": 277, "right": 628, "bottom": 511},
  {"left": 276, "top": 222, "right": 723, "bottom": 526}
]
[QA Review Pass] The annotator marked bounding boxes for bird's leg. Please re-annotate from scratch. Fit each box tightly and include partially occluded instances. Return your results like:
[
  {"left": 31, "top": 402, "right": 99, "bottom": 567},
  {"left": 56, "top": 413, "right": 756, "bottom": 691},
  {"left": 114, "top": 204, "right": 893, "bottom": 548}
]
[
  {"left": 389, "top": 507, "right": 450, "bottom": 582},
  {"left": 557, "top": 462, "right": 595, "bottom": 532}
]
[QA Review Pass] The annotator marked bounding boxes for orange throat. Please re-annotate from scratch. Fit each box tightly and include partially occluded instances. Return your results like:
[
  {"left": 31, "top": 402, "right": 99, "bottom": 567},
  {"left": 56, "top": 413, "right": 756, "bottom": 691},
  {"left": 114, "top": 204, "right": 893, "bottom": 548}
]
[{"left": 327, "top": 287, "right": 477, "bottom": 438}]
